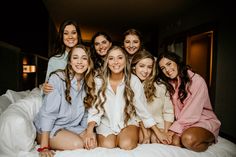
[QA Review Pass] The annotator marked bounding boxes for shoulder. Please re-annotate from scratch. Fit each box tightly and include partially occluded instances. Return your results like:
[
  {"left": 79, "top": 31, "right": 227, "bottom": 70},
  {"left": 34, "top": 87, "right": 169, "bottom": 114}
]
[
  {"left": 155, "top": 82, "right": 166, "bottom": 90},
  {"left": 48, "top": 56, "right": 60, "bottom": 65},
  {"left": 48, "top": 71, "right": 65, "bottom": 83},
  {"left": 188, "top": 70, "right": 207, "bottom": 88},
  {"left": 130, "top": 74, "right": 140, "bottom": 82},
  {"left": 49, "top": 53, "right": 67, "bottom": 62},
  {"left": 130, "top": 74, "right": 142, "bottom": 87}
]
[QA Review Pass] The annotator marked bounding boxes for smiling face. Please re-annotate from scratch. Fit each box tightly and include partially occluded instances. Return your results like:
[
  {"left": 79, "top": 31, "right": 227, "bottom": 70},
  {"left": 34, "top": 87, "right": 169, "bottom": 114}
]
[
  {"left": 63, "top": 24, "right": 78, "bottom": 51},
  {"left": 124, "top": 34, "right": 141, "bottom": 55},
  {"left": 135, "top": 58, "right": 153, "bottom": 81},
  {"left": 107, "top": 49, "right": 126, "bottom": 75},
  {"left": 159, "top": 57, "right": 178, "bottom": 79},
  {"left": 70, "top": 47, "right": 89, "bottom": 77},
  {"left": 94, "top": 35, "right": 112, "bottom": 56}
]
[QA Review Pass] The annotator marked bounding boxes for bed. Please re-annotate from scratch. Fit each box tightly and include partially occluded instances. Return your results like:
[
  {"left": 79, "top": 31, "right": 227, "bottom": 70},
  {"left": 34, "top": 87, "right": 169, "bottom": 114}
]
[{"left": 0, "top": 88, "right": 235, "bottom": 157}]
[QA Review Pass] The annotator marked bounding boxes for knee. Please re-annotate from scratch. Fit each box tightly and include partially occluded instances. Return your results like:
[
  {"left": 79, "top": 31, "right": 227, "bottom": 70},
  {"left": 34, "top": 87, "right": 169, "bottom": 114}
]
[
  {"left": 119, "top": 139, "right": 137, "bottom": 150},
  {"left": 71, "top": 140, "right": 84, "bottom": 149},
  {"left": 172, "top": 137, "right": 182, "bottom": 147},
  {"left": 181, "top": 133, "right": 198, "bottom": 150},
  {"left": 99, "top": 140, "right": 116, "bottom": 149}
]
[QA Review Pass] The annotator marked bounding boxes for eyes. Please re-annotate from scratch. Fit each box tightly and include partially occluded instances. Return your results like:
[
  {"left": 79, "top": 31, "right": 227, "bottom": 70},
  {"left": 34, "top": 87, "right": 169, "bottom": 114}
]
[
  {"left": 160, "top": 61, "right": 172, "bottom": 71},
  {"left": 72, "top": 55, "right": 88, "bottom": 61},
  {"left": 95, "top": 40, "right": 108, "bottom": 46},
  {"left": 64, "top": 30, "right": 77, "bottom": 36},
  {"left": 108, "top": 55, "right": 124, "bottom": 61},
  {"left": 124, "top": 40, "right": 140, "bottom": 44},
  {"left": 137, "top": 63, "right": 153, "bottom": 69}
]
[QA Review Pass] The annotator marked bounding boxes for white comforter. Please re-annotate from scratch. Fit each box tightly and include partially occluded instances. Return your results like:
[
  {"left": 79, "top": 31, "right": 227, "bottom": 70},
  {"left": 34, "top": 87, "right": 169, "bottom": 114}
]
[{"left": 0, "top": 88, "right": 235, "bottom": 157}]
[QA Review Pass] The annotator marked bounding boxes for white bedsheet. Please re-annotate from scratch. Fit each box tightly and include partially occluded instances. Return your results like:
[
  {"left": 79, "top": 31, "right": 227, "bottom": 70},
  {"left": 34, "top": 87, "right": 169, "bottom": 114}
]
[{"left": 15, "top": 136, "right": 235, "bottom": 157}]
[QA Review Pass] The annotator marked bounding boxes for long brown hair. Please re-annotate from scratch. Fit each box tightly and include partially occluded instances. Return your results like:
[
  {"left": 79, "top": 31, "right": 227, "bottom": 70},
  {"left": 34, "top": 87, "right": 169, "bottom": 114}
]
[
  {"left": 131, "top": 49, "right": 157, "bottom": 103},
  {"left": 50, "top": 19, "right": 82, "bottom": 58},
  {"left": 156, "top": 51, "right": 192, "bottom": 103}
]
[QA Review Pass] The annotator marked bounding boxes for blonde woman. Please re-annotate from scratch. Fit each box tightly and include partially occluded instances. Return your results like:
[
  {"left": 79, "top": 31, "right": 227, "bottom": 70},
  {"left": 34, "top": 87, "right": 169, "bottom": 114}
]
[
  {"left": 86, "top": 46, "right": 170, "bottom": 150},
  {"left": 131, "top": 49, "right": 174, "bottom": 144}
]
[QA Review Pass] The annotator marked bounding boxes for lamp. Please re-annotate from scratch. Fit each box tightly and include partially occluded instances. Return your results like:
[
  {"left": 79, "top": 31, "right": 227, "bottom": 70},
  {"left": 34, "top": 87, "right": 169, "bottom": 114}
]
[{"left": 23, "top": 65, "right": 36, "bottom": 73}]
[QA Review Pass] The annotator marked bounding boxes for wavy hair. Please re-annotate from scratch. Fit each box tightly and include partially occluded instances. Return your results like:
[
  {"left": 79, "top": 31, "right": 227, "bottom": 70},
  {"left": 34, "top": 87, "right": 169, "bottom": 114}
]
[
  {"left": 131, "top": 49, "right": 157, "bottom": 103},
  {"left": 95, "top": 45, "right": 136, "bottom": 125},
  {"left": 156, "top": 51, "right": 192, "bottom": 103},
  {"left": 50, "top": 44, "right": 95, "bottom": 108}
]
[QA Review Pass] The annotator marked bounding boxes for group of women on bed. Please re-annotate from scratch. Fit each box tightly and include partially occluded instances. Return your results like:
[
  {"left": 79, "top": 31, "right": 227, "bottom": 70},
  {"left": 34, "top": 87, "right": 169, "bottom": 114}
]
[{"left": 34, "top": 19, "right": 221, "bottom": 157}]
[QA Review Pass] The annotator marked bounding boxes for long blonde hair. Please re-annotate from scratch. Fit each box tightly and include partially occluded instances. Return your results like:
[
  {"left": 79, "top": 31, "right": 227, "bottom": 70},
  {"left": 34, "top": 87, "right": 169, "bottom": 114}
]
[
  {"left": 50, "top": 44, "right": 96, "bottom": 108},
  {"left": 95, "top": 45, "right": 136, "bottom": 125},
  {"left": 131, "top": 49, "right": 157, "bottom": 103}
]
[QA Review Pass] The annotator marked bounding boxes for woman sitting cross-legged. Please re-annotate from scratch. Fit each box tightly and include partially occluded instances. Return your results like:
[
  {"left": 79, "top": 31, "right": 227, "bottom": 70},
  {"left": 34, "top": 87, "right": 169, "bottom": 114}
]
[
  {"left": 156, "top": 51, "right": 221, "bottom": 152},
  {"left": 33, "top": 44, "right": 97, "bottom": 157}
]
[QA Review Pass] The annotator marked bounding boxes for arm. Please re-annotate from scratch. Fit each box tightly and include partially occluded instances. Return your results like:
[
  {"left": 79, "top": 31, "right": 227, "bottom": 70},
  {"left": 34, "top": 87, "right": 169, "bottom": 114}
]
[
  {"left": 45, "top": 58, "right": 55, "bottom": 82},
  {"left": 43, "top": 58, "right": 57, "bottom": 95},
  {"left": 42, "top": 82, "right": 54, "bottom": 94},
  {"left": 39, "top": 74, "right": 62, "bottom": 134},
  {"left": 131, "top": 76, "right": 170, "bottom": 144},
  {"left": 84, "top": 121, "right": 97, "bottom": 149},
  {"left": 80, "top": 109, "right": 88, "bottom": 128},
  {"left": 150, "top": 125, "right": 171, "bottom": 144},
  {"left": 164, "top": 121, "right": 172, "bottom": 133},
  {"left": 131, "top": 76, "right": 156, "bottom": 128},
  {"left": 44, "top": 55, "right": 68, "bottom": 95},
  {"left": 40, "top": 131, "right": 50, "bottom": 148},
  {"left": 139, "top": 122, "right": 150, "bottom": 144},
  {"left": 161, "top": 85, "right": 174, "bottom": 133},
  {"left": 38, "top": 131, "right": 55, "bottom": 157},
  {"left": 169, "top": 75, "right": 210, "bottom": 134}
]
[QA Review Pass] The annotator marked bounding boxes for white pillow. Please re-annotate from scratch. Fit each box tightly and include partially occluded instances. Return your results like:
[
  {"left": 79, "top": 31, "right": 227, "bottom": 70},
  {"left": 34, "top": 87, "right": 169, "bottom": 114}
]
[
  {"left": 0, "top": 88, "right": 42, "bottom": 156},
  {"left": 0, "top": 95, "right": 11, "bottom": 115},
  {"left": 4, "top": 89, "right": 30, "bottom": 103}
]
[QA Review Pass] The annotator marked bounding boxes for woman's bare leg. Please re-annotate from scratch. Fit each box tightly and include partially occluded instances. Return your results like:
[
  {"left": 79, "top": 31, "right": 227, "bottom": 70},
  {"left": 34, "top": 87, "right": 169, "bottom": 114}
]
[
  {"left": 181, "top": 127, "right": 215, "bottom": 152},
  {"left": 37, "top": 129, "right": 85, "bottom": 150},
  {"left": 97, "top": 134, "right": 116, "bottom": 149},
  {"left": 150, "top": 128, "right": 165, "bottom": 143},
  {"left": 169, "top": 132, "right": 183, "bottom": 147},
  {"left": 139, "top": 128, "right": 151, "bottom": 144},
  {"left": 117, "top": 125, "right": 139, "bottom": 150}
]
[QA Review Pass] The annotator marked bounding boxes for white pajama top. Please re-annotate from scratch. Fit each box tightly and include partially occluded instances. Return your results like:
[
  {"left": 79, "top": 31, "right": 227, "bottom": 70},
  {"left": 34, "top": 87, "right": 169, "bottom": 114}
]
[
  {"left": 146, "top": 83, "right": 174, "bottom": 129},
  {"left": 88, "top": 74, "right": 155, "bottom": 136}
]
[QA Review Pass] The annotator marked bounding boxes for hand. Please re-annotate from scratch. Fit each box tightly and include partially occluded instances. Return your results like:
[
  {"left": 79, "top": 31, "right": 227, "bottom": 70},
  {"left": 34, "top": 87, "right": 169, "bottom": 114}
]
[
  {"left": 167, "top": 131, "right": 175, "bottom": 143},
  {"left": 39, "top": 149, "right": 55, "bottom": 157},
  {"left": 142, "top": 135, "right": 150, "bottom": 144},
  {"left": 43, "top": 82, "right": 53, "bottom": 94},
  {"left": 152, "top": 129, "right": 171, "bottom": 144},
  {"left": 83, "top": 131, "right": 97, "bottom": 150},
  {"left": 141, "top": 129, "right": 151, "bottom": 144}
]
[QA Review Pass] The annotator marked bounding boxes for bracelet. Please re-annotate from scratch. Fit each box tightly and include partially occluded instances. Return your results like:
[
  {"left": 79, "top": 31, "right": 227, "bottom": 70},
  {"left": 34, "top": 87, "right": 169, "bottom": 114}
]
[{"left": 37, "top": 146, "right": 50, "bottom": 152}]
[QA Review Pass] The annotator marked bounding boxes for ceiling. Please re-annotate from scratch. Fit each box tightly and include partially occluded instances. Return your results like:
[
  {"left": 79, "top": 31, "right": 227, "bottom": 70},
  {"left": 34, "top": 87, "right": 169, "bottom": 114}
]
[{"left": 42, "top": 0, "right": 203, "bottom": 41}]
